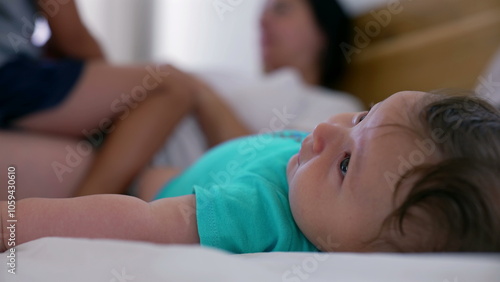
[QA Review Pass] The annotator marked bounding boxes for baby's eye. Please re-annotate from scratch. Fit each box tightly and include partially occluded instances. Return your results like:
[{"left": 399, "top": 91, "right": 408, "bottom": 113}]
[
  {"left": 357, "top": 112, "right": 368, "bottom": 124},
  {"left": 340, "top": 156, "right": 350, "bottom": 176},
  {"left": 359, "top": 114, "right": 367, "bottom": 122}
]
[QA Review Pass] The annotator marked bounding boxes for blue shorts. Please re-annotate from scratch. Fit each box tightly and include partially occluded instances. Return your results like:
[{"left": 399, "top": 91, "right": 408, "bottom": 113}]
[{"left": 0, "top": 55, "right": 85, "bottom": 127}]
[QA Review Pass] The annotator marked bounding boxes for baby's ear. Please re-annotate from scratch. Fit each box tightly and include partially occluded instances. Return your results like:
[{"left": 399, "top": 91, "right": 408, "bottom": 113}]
[
  {"left": 374, "top": 206, "right": 448, "bottom": 253},
  {"left": 361, "top": 237, "right": 398, "bottom": 253}
]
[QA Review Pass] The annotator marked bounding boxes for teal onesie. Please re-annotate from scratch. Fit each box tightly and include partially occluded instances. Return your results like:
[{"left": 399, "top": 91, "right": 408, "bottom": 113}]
[{"left": 154, "top": 130, "right": 318, "bottom": 253}]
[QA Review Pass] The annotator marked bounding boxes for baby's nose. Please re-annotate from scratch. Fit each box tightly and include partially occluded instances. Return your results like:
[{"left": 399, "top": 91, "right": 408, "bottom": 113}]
[{"left": 312, "top": 122, "right": 340, "bottom": 154}]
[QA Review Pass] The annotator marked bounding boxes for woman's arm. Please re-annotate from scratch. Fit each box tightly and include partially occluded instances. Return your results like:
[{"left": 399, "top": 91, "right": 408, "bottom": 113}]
[
  {"left": 39, "top": 0, "right": 104, "bottom": 59},
  {"left": 0, "top": 194, "right": 199, "bottom": 253}
]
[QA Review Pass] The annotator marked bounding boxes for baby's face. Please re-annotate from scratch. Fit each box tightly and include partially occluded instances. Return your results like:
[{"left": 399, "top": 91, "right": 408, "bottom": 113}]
[{"left": 287, "top": 91, "right": 437, "bottom": 251}]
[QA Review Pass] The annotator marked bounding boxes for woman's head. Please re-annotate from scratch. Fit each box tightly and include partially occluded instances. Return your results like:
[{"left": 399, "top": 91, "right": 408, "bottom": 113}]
[
  {"left": 287, "top": 90, "right": 500, "bottom": 252},
  {"left": 260, "top": 0, "right": 351, "bottom": 88}
]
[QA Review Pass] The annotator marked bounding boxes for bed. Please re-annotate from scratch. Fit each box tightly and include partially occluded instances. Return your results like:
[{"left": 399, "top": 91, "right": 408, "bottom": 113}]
[{"left": 1, "top": 238, "right": 499, "bottom": 281}]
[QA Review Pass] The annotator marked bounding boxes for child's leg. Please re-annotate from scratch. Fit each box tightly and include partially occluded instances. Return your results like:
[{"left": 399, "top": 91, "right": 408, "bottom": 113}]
[
  {"left": 0, "top": 194, "right": 199, "bottom": 253},
  {"left": 14, "top": 62, "right": 174, "bottom": 137},
  {"left": 163, "top": 65, "right": 252, "bottom": 148},
  {"left": 0, "top": 131, "right": 94, "bottom": 200},
  {"left": 137, "top": 167, "right": 180, "bottom": 202},
  {"left": 75, "top": 68, "right": 195, "bottom": 196},
  {"left": 191, "top": 75, "right": 252, "bottom": 147}
]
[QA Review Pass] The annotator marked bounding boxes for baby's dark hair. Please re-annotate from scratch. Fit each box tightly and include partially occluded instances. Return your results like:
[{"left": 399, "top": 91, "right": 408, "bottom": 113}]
[{"left": 377, "top": 91, "right": 500, "bottom": 252}]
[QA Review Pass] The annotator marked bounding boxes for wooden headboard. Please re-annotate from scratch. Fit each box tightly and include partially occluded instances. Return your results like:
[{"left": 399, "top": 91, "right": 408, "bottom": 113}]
[{"left": 338, "top": 0, "right": 500, "bottom": 107}]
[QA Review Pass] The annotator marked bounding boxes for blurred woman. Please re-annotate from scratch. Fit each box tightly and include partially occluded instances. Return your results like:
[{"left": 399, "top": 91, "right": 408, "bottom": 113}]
[{"left": 260, "top": 0, "right": 351, "bottom": 88}]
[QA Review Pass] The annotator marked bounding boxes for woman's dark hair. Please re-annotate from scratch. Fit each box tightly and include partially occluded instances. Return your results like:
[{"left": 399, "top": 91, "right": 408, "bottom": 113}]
[
  {"left": 379, "top": 92, "right": 500, "bottom": 252},
  {"left": 307, "top": 0, "right": 352, "bottom": 89}
]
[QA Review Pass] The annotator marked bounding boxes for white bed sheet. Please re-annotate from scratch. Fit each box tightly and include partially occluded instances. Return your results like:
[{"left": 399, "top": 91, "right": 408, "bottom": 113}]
[{"left": 2, "top": 237, "right": 499, "bottom": 282}]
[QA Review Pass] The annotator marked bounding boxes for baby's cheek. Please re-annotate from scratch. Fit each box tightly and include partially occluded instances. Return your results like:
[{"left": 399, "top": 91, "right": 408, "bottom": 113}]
[
  {"left": 289, "top": 185, "right": 325, "bottom": 242},
  {"left": 288, "top": 186, "right": 310, "bottom": 226}
]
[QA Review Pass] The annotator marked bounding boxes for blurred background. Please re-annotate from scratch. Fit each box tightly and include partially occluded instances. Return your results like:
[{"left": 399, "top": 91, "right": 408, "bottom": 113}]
[
  {"left": 74, "top": 0, "right": 387, "bottom": 75},
  {"left": 30, "top": 0, "right": 500, "bottom": 105}
]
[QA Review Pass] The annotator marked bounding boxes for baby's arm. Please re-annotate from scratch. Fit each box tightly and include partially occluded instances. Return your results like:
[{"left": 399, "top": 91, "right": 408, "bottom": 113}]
[{"left": 0, "top": 194, "right": 198, "bottom": 252}]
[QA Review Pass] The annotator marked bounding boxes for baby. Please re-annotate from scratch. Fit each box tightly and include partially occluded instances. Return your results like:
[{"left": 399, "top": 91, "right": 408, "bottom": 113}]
[{"left": 1, "top": 91, "right": 499, "bottom": 253}]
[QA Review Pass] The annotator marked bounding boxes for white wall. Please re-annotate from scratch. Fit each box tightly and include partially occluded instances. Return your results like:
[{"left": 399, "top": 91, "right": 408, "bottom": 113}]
[
  {"left": 77, "top": 0, "right": 390, "bottom": 74},
  {"left": 77, "top": 0, "right": 156, "bottom": 63},
  {"left": 152, "top": 0, "right": 265, "bottom": 76}
]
